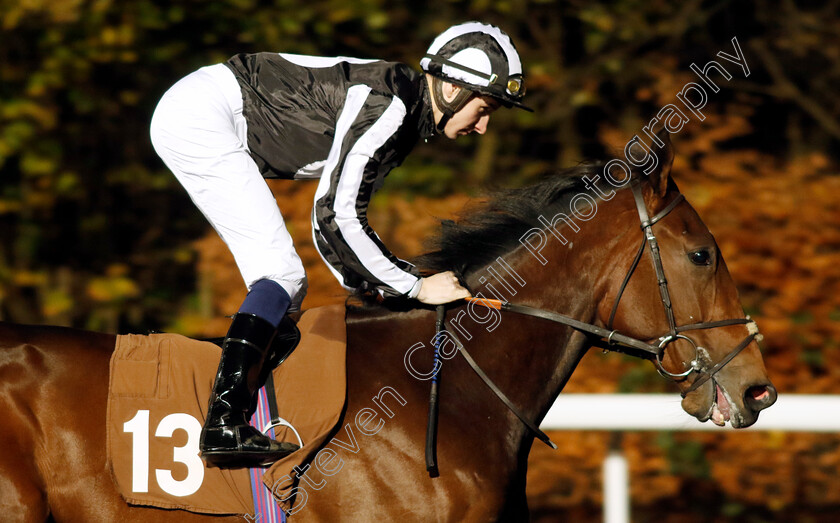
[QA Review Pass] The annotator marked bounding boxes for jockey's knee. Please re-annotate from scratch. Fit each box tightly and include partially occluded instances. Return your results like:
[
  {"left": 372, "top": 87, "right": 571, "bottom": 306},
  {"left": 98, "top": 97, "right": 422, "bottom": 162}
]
[{"left": 249, "top": 275, "right": 307, "bottom": 313}]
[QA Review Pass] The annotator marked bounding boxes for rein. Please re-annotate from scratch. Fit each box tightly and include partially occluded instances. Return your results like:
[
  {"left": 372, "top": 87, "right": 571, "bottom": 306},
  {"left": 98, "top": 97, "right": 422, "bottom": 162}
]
[{"left": 424, "top": 177, "right": 762, "bottom": 471}]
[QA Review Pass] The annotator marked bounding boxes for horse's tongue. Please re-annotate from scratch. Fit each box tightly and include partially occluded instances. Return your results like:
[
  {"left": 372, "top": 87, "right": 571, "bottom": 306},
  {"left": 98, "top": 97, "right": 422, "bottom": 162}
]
[
  {"left": 711, "top": 386, "right": 731, "bottom": 426},
  {"left": 717, "top": 386, "right": 731, "bottom": 418}
]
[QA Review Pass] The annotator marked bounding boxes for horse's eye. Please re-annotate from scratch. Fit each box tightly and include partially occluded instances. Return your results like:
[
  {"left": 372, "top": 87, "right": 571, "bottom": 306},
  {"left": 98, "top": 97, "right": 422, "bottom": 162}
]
[{"left": 688, "top": 250, "right": 712, "bottom": 266}]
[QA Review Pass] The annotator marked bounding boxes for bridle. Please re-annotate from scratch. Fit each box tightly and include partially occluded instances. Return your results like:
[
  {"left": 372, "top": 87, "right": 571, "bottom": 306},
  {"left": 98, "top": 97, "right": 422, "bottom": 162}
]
[
  {"left": 604, "top": 176, "right": 761, "bottom": 394},
  {"left": 425, "top": 176, "right": 762, "bottom": 468}
]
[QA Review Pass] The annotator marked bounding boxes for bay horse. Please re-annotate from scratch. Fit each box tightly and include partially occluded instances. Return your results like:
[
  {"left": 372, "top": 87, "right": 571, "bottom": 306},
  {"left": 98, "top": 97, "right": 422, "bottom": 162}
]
[{"left": 0, "top": 133, "right": 776, "bottom": 522}]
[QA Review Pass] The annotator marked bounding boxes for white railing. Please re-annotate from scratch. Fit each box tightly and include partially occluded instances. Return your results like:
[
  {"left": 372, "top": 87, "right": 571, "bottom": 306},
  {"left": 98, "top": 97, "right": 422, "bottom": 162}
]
[{"left": 540, "top": 394, "right": 840, "bottom": 523}]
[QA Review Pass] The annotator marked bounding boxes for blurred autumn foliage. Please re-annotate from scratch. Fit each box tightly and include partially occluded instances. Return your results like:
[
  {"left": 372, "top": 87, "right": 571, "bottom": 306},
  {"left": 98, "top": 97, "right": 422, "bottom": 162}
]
[{"left": 2, "top": 0, "right": 840, "bottom": 521}]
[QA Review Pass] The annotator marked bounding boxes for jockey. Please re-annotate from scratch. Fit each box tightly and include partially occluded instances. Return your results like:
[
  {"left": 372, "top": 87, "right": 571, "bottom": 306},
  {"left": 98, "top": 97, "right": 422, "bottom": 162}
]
[{"left": 150, "top": 21, "right": 530, "bottom": 468}]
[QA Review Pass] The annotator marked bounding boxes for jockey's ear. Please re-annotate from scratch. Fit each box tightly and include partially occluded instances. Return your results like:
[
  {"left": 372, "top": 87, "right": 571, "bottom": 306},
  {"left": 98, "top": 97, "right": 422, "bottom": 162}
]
[
  {"left": 442, "top": 81, "right": 462, "bottom": 104},
  {"left": 627, "top": 128, "right": 674, "bottom": 199}
]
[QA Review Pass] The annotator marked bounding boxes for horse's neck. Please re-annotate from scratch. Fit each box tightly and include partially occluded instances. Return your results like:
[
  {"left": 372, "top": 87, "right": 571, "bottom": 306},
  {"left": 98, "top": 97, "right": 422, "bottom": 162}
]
[
  {"left": 455, "top": 266, "right": 595, "bottom": 427},
  {"left": 443, "top": 214, "right": 612, "bottom": 443},
  {"left": 342, "top": 198, "right": 624, "bottom": 469},
  {"left": 344, "top": 258, "right": 595, "bottom": 456},
  {"left": 345, "top": 304, "right": 591, "bottom": 482}
]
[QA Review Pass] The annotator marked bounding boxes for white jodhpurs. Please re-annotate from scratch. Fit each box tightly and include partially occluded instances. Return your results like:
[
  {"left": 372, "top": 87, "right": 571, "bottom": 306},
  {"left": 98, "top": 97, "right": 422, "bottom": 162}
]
[{"left": 150, "top": 64, "right": 307, "bottom": 309}]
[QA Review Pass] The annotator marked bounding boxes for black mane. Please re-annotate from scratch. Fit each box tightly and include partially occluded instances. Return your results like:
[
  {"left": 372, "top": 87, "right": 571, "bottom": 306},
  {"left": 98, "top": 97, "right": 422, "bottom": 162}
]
[{"left": 414, "top": 162, "right": 606, "bottom": 277}]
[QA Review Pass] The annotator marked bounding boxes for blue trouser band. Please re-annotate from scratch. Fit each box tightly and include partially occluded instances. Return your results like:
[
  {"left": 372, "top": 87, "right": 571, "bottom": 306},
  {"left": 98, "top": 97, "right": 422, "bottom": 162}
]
[{"left": 237, "top": 279, "right": 291, "bottom": 328}]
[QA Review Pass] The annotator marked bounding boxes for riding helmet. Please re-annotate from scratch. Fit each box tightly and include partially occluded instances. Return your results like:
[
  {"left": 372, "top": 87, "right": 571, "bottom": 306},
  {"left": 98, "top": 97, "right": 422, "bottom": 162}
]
[{"left": 420, "top": 21, "right": 531, "bottom": 128}]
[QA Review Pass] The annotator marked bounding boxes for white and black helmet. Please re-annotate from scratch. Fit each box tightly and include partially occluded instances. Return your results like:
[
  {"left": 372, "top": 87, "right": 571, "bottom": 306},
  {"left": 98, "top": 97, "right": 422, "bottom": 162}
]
[{"left": 420, "top": 21, "right": 530, "bottom": 127}]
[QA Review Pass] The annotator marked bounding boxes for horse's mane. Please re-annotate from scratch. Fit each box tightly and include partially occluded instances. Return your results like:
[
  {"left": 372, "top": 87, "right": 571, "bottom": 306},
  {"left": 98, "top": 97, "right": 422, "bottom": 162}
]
[
  {"left": 414, "top": 162, "right": 604, "bottom": 277},
  {"left": 349, "top": 162, "right": 609, "bottom": 311}
]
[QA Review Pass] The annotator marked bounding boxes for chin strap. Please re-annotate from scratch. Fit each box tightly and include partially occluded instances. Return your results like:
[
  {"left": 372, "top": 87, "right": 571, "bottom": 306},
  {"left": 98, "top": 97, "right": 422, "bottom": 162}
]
[{"left": 431, "top": 76, "right": 473, "bottom": 133}]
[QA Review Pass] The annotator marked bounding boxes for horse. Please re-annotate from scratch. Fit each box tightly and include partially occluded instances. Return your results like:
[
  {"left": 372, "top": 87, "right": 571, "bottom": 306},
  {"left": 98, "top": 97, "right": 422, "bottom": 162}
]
[{"left": 0, "top": 132, "right": 776, "bottom": 522}]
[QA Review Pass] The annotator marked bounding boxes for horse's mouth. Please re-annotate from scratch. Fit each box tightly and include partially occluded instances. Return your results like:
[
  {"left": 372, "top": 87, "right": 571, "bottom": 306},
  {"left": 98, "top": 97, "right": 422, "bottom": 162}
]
[
  {"left": 692, "top": 381, "right": 776, "bottom": 428},
  {"left": 700, "top": 384, "right": 733, "bottom": 427}
]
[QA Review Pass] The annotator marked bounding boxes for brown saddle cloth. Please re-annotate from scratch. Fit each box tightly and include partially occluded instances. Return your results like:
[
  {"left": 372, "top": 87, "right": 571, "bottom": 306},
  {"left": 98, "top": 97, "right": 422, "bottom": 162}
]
[{"left": 107, "top": 304, "right": 346, "bottom": 515}]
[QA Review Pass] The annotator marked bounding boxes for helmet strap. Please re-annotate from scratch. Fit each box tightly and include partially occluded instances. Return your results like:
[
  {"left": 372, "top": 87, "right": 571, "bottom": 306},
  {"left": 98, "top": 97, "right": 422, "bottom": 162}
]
[{"left": 432, "top": 77, "right": 474, "bottom": 133}]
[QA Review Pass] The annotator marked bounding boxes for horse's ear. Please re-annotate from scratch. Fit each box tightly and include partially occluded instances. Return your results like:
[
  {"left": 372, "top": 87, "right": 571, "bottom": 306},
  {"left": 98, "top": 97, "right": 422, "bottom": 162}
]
[{"left": 627, "top": 128, "right": 674, "bottom": 199}]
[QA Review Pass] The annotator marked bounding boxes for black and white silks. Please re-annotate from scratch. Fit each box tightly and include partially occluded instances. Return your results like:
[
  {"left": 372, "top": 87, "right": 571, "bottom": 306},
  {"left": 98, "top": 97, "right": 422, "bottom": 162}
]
[{"left": 224, "top": 53, "right": 436, "bottom": 298}]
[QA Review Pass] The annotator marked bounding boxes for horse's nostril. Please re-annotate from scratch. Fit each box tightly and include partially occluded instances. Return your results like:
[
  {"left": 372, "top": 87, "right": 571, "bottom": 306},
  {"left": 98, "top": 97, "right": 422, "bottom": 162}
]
[
  {"left": 744, "top": 384, "right": 777, "bottom": 411},
  {"left": 751, "top": 387, "right": 769, "bottom": 401}
]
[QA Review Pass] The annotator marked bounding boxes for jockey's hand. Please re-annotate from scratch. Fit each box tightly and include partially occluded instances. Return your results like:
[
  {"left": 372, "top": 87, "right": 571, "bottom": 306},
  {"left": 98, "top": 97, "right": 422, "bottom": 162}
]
[{"left": 416, "top": 271, "right": 472, "bottom": 305}]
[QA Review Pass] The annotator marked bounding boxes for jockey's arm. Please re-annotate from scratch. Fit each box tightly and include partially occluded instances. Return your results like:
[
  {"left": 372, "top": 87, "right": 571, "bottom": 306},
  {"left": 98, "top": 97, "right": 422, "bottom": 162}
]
[
  {"left": 311, "top": 90, "right": 425, "bottom": 298},
  {"left": 312, "top": 90, "right": 470, "bottom": 304}
]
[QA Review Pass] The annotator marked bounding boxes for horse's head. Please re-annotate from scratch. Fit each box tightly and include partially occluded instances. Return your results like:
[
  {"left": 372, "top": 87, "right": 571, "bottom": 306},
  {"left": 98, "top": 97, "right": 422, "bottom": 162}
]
[
  {"left": 416, "top": 133, "right": 775, "bottom": 429},
  {"left": 597, "top": 131, "right": 776, "bottom": 428}
]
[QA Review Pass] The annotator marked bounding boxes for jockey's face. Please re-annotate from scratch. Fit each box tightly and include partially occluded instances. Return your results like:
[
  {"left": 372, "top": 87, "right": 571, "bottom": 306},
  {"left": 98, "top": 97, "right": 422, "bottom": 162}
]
[{"left": 442, "top": 93, "right": 501, "bottom": 139}]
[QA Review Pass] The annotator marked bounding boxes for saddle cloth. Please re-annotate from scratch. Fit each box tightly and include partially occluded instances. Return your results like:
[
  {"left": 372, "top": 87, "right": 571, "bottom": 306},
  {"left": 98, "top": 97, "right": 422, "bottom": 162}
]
[{"left": 106, "top": 304, "right": 346, "bottom": 516}]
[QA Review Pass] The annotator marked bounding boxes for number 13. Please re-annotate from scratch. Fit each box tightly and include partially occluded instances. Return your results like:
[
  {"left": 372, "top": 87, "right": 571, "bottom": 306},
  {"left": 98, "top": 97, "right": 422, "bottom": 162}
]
[{"left": 123, "top": 410, "right": 205, "bottom": 497}]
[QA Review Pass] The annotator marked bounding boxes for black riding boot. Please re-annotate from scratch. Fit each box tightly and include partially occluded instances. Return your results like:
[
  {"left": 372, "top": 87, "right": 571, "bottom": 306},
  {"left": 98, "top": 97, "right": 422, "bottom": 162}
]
[
  {"left": 200, "top": 313, "right": 299, "bottom": 468},
  {"left": 258, "top": 315, "right": 301, "bottom": 387},
  {"left": 248, "top": 315, "right": 302, "bottom": 418}
]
